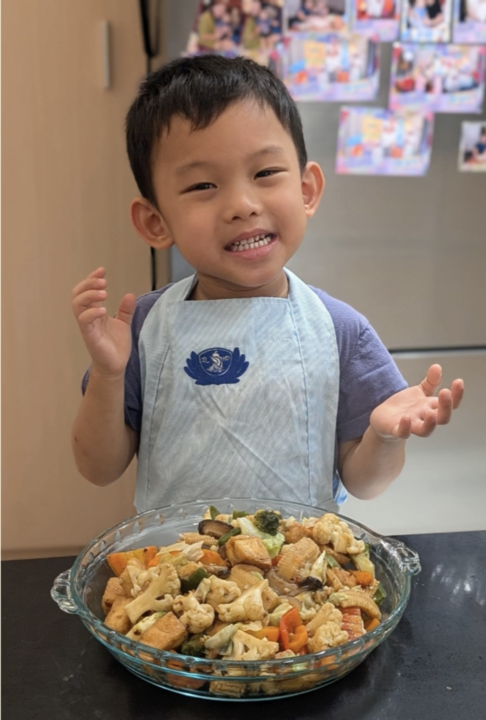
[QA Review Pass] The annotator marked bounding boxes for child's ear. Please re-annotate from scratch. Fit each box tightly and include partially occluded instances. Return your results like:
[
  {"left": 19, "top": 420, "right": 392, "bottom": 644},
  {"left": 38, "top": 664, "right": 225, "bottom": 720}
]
[
  {"left": 301, "top": 162, "right": 325, "bottom": 218},
  {"left": 130, "top": 197, "right": 174, "bottom": 250}
]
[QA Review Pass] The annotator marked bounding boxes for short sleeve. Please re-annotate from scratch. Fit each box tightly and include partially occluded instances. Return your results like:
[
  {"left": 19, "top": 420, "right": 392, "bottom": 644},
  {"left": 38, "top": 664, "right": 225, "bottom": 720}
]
[
  {"left": 336, "top": 322, "right": 408, "bottom": 443},
  {"left": 309, "top": 287, "right": 408, "bottom": 444}
]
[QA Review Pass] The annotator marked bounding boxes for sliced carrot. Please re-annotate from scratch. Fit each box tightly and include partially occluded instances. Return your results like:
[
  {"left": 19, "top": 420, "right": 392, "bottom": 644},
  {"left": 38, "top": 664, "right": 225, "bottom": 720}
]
[
  {"left": 200, "top": 549, "right": 227, "bottom": 566},
  {"left": 353, "top": 571, "right": 374, "bottom": 587},
  {"left": 106, "top": 546, "right": 158, "bottom": 576},
  {"left": 271, "top": 553, "right": 282, "bottom": 567},
  {"left": 364, "top": 617, "right": 380, "bottom": 632},
  {"left": 318, "top": 655, "right": 339, "bottom": 668},
  {"left": 166, "top": 656, "right": 206, "bottom": 690}
]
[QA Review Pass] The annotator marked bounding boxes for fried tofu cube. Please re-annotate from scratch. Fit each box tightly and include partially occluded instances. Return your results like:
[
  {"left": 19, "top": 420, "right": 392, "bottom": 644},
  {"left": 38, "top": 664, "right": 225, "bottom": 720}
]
[
  {"left": 102, "top": 577, "right": 128, "bottom": 615},
  {"left": 225, "top": 536, "right": 272, "bottom": 571},
  {"left": 104, "top": 596, "right": 132, "bottom": 634},
  {"left": 138, "top": 612, "right": 187, "bottom": 651}
]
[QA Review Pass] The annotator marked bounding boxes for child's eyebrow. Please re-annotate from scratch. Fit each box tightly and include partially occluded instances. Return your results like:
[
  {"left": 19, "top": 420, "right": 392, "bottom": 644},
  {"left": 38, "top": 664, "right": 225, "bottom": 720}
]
[{"left": 174, "top": 145, "right": 288, "bottom": 177}]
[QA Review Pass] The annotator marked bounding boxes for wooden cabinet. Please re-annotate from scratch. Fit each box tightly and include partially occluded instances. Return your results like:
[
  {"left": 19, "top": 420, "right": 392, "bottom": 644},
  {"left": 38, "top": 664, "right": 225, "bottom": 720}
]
[{"left": 2, "top": 0, "right": 168, "bottom": 558}]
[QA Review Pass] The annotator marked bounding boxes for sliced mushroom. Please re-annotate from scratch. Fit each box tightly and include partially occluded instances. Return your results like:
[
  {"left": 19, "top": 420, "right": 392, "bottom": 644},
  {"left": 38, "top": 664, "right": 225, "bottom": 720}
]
[
  {"left": 298, "top": 576, "right": 323, "bottom": 591},
  {"left": 203, "top": 564, "right": 230, "bottom": 578},
  {"left": 198, "top": 519, "right": 234, "bottom": 539},
  {"left": 265, "top": 568, "right": 300, "bottom": 596},
  {"left": 277, "top": 596, "right": 302, "bottom": 611}
]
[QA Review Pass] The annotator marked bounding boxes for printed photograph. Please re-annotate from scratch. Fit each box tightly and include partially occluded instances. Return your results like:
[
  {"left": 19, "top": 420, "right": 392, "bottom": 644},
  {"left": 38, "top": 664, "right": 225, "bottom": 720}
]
[
  {"left": 352, "top": 0, "right": 401, "bottom": 42},
  {"left": 389, "top": 43, "right": 486, "bottom": 113},
  {"left": 458, "top": 122, "right": 486, "bottom": 171},
  {"left": 285, "top": 0, "right": 349, "bottom": 33},
  {"left": 453, "top": 0, "right": 486, "bottom": 43},
  {"left": 336, "top": 106, "right": 434, "bottom": 175},
  {"left": 271, "top": 31, "right": 380, "bottom": 101},
  {"left": 185, "top": 0, "right": 284, "bottom": 66},
  {"left": 400, "top": 0, "right": 452, "bottom": 42}
]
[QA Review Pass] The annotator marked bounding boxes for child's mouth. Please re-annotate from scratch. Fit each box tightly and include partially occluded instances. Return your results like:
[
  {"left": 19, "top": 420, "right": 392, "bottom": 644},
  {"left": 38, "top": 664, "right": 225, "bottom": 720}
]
[{"left": 226, "top": 233, "right": 275, "bottom": 253}]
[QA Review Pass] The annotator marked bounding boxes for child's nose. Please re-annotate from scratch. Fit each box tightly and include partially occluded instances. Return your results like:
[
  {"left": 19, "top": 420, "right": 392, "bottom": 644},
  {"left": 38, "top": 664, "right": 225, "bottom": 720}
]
[{"left": 225, "top": 189, "right": 263, "bottom": 222}]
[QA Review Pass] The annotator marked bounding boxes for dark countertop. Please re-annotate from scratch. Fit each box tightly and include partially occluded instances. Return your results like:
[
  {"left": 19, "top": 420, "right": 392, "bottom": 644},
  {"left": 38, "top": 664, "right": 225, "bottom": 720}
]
[{"left": 2, "top": 531, "right": 485, "bottom": 720}]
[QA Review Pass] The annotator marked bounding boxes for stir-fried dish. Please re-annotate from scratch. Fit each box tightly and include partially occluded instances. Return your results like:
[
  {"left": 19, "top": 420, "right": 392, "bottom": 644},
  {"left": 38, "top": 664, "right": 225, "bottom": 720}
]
[{"left": 102, "top": 508, "right": 386, "bottom": 666}]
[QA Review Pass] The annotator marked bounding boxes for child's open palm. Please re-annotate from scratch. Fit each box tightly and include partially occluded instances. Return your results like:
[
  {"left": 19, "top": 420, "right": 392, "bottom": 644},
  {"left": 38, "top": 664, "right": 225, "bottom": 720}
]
[
  {"left": 370, "top": 364, "right": 464, "bottom": 440},
  {"left": 72, "top": 268, "right": 135, "bottom": 377}
]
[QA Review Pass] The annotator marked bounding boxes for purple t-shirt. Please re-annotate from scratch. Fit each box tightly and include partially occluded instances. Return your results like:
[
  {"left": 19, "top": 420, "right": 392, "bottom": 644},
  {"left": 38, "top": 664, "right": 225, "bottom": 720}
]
[{"left": 83, "top": 283, "right": 407, "bottom": 451}]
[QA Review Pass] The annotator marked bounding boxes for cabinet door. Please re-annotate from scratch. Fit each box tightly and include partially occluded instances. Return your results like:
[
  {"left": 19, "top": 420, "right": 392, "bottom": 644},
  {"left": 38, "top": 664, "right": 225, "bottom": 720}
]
[{"left": 2, "top": 0, "right": 167, "bottom": 559}]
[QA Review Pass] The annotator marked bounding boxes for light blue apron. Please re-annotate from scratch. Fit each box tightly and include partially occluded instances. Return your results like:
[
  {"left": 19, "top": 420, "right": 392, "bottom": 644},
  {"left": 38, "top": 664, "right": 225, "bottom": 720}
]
[{"left": 135, "top": 270, "right": 341, "bottom": 513}]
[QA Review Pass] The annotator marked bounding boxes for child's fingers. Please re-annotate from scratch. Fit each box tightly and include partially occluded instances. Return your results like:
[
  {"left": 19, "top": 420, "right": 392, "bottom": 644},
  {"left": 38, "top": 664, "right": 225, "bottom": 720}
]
[
  {"left": 395, "top": 416, "right": 412, "bottom": 439},
  {"left": 413, "top": 409, "right": 438, "bottom": 437},
  {"left": 72, "top": 274, "right": 107, "bottom": 299},
  {"left": 72, "top": 289, "right": 108, "bottom": 318},
  {"left": 451, "top": 379, "right": 464, "bottom": 409},
  {"left": 436, "top": 388, "right": 453, "bottom": 425},
  {"left": 115, "top": 294, "right": 136, "bottom": 326},
  {"left": 87, "top": 267, "right": 106, "bottom": 279},
  {"left": 77, "top": 306, "right": 107, "bottom": 328},
  {"left": 419, "top": 364, "right": 442, "bottom": 396}
]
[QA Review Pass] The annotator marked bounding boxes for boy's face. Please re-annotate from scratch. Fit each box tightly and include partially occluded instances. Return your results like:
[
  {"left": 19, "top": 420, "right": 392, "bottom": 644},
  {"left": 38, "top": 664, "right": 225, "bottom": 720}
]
[{"left": 146, "top": 100, "right": 323, "bottom": 299}]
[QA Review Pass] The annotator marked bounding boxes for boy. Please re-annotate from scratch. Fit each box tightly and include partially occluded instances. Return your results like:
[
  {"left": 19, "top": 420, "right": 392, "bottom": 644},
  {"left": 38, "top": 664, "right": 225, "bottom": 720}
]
[{"left": 72, "top": 55, "right": 463, "bottom": 513}]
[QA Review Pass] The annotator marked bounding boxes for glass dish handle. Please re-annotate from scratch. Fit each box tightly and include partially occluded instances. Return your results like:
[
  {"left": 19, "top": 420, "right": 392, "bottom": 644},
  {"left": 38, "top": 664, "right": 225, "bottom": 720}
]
[
  {"left": 382, "top": 537, "right": 421, "bottom": 576},
  {"left": 51, "top": 569, "right": 78, "bottom": 614}
]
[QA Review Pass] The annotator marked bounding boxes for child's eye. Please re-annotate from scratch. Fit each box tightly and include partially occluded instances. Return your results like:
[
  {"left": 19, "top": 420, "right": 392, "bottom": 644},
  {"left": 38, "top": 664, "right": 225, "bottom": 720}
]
[
  {"left": 255, "top": 169, "right": 281, "bottom": 179},
  {"left": 185, "top": 182, "right": 216, "bottom": 192}
]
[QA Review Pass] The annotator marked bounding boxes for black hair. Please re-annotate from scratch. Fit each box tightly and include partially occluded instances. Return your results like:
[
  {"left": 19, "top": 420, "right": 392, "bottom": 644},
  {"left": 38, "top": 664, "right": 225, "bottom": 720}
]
[{"left": 125, "top": 54, "right": 308, "bottom": 208}]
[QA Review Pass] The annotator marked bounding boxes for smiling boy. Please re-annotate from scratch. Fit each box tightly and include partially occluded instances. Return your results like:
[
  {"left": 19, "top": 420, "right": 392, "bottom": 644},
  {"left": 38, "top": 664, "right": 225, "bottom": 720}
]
[{"left": 72, "top": 55, "right": 463, "bottom": 513}]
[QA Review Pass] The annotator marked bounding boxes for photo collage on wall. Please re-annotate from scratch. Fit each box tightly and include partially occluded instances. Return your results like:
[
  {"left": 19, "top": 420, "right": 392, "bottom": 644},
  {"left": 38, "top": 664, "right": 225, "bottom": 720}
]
[
  {"left": 184, "top": 0, "right": 486, "bottom": 176},
  {"left": 336, "top": 106, "right": 434, "bottom": 173},
  {"left": 458, "top": 120, "right": 486, "bottom": 169}
]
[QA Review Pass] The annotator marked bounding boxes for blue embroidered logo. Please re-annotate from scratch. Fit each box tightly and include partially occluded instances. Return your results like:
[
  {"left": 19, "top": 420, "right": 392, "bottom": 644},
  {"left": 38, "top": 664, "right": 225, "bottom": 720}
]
[{"left": 184, "top": 347, "right": 249, "bottom": 386}]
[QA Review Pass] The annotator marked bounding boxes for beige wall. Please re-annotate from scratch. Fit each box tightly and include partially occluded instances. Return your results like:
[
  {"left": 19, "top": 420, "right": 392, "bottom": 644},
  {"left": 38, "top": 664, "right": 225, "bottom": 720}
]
[{"left": 2, "top": 0, "right": 168, "bottom": 559}]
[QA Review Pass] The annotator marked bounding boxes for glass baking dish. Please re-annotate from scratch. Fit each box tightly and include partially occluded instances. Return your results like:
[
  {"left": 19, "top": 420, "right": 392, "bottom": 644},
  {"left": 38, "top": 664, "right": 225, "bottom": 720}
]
[{"left": 51, "top": 497, "right": 421, "bottom": 701}]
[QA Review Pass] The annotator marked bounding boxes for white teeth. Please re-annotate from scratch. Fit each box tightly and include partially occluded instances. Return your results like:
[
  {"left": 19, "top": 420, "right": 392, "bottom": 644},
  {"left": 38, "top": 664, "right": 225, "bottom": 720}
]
[{"left": 228, "top": 234, "right": 273, "bottom": 252}]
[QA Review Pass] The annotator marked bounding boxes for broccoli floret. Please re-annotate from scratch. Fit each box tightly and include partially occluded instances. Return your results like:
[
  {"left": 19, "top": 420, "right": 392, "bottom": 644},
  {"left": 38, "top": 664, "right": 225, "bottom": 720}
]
[
  {"left": 253, "top": 509, "right": 281, "bottom": 536},
  {"left": 179, "top": 633, "right": 207, "bottom": 658}
]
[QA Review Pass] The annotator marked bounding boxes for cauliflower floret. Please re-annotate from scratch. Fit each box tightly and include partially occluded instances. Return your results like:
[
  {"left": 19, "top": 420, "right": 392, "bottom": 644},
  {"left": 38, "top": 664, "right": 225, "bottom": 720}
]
[
  {"left": 173, "top": 592, "right": 215, "bottom": 634},
  {"left": 130, "top": 566, "right": 170, "bottom": 598},
  {"left": 292, "top": 590, "right": 319, "bottom": 622},
  {"left": 312, "top": 514, "right": 365, "bottom": 555},
  {"left": 119, "top": 558, "right": 145, "bottom": 597},
  {"left": 195, "top": 575, "right": 241, "bottom": 608},
  {"left": 204, "top": 623, "right": 240, "bottom": 652},
  {"left": 300, "top": 606, "right": 317, "bottom": 622},
  {"left": 156, "top": 541, "right": 204, "bottom": 563},
  {"left": 305, "top": 602, "right": 343, "bottom": 637},
  {"left": 124, "top": 563, "right": 180, "bottom": 624},
  {"left": 194, "top": 576, "right": 211, "bottom": 602},
  {"left": 279, "top": 515, "right": 297, "bottom": 531},
  {"left": 307, "top": 622, "right": 349, "bottom": 652},
  {"left": 228, "top": 630, "right": 279, "bottom": 661},
  {"left": 216, "top": 579, "right": 269, "bottom": 623}
]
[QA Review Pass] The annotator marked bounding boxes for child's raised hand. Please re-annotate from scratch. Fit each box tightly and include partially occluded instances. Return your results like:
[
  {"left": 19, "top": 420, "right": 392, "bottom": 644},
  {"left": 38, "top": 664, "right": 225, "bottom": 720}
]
[
  {"left": 72, "top": 268, "right": 136, "bottom": 378},
  {"left": 369, "top": 364, "right": 464, "bottom": 440}
]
